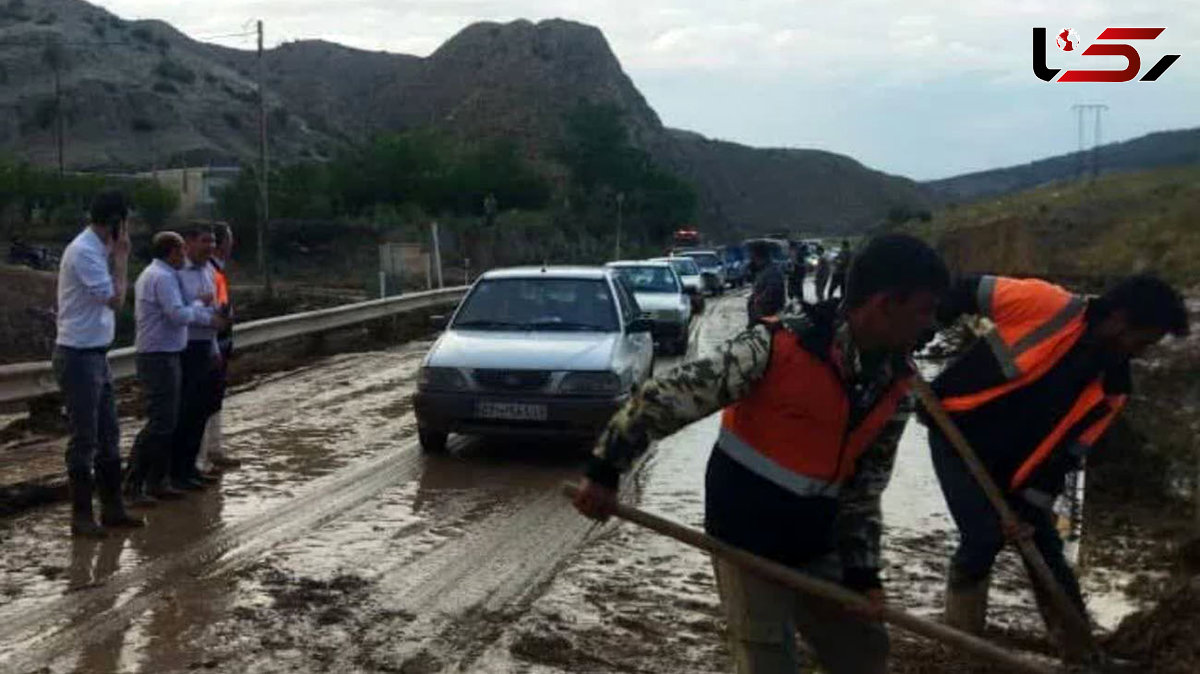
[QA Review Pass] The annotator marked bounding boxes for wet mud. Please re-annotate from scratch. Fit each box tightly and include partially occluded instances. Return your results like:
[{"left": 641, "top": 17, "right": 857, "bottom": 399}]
[{"left": 0, "top": 288, "right": 1183, "bottom": 673}]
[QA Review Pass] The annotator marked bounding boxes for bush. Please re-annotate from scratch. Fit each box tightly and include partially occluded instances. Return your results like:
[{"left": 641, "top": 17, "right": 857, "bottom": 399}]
[
  {"left": 32, "top": 98, "right": 57, "bottom": 130},
  {"left": 154, "top": 58, "right": 195, "bottom": 84},
  {"left": 131, "top": 25, "right": 153, "bottom": 42},
  {"left": 152, "top": 81, "right": 178, "bottom": 94},
  {"left": 130, "top": 117, "right": 155, "bottom": 132},
  {"left": 34, "top": 11, "right": 55, "bottom": 25},
  {"left": 131, "top": 180, "right": 179, "bottom": 228},
  {"left": 222, "top": 112, "right": 242, "bottom": 129}
]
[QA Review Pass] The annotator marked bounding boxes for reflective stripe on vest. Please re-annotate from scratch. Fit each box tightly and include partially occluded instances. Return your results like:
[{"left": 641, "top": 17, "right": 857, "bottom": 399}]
[
  {"left": 717, "top": 427, "right": 841, "bottom": 498},
  {"left": 718, "top": 329, "right": 911, "bottom": 500},
  {"left": 1009, "top": 389, "right": 1127, "bottom": 490},
  {"left": 942, "top": 277, "right": 1087, "bottom": 413}
]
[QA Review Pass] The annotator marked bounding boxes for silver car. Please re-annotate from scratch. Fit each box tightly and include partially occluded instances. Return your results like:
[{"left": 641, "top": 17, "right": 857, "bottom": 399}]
[
  {"left": 606, "top": 260, "right": 692, "bottom": 355},
  {"left": 651, "top": 256, "right": 705, "bottom": 314},
  {"left": 674, "top": 249, "right": 726, "bottom": 295},
  {"left": 413, "top": 266, "right": 655, "bottom": 453}
]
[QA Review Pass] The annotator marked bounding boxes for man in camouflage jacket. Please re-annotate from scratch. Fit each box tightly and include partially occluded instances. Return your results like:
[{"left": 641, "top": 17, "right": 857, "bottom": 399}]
[{"left": 574, "top": 234, "right": 950, "bottom": 674}]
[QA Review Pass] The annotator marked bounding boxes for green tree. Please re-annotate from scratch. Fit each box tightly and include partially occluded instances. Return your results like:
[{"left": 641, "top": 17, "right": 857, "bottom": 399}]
[{"left": 131, "top": 180, "right": 179, "bottom": 228}]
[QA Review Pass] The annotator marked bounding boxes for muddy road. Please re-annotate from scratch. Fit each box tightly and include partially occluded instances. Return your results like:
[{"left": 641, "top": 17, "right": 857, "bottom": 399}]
[{"left": 0, "top": 289, "right": 1153, "bottom": 673}]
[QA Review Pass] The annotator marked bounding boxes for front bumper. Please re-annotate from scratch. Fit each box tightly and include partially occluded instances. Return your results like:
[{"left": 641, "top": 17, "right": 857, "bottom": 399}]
[{"left": 413, "top": 390, "right": 628, "bottom": 438}]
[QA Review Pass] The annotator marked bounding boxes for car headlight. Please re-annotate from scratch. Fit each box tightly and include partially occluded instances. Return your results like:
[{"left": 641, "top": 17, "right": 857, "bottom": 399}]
[
  {"left": 418, "top": 366, "right": 468, "bottom": 391},
  {"left": 559, "top": 371, "right": 622, "bottom": 395}
]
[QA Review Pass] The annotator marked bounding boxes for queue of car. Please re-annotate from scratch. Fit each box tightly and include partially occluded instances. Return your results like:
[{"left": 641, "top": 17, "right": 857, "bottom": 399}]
[{"left": 412, "top": 243, "right": 751, "bottom": 452}]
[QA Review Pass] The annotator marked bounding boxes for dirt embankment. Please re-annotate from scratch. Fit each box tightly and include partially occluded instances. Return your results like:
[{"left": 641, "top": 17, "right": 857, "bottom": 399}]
[{"left": 0, "top": 265, "right": 57, "bottom": 365}]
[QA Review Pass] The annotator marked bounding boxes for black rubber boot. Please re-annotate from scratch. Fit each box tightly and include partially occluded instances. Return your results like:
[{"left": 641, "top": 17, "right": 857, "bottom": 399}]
[
  {"left": 68, "top": 470, "right": 107, "bottom": 538},
  {"left": 96, "top": 461, "right": 145, "bottom": 529}
]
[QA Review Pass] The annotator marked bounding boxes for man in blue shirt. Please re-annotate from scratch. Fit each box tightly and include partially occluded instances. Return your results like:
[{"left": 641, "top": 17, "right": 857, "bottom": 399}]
[
  {"left": 52, "top": 191, "right": 141, "bottom": 537},
  {"left": 171, "top": 224, "right": 224, "bottom": 490},
  {"left": 125, "top": 232, "right": 226, "bottom": 504}
]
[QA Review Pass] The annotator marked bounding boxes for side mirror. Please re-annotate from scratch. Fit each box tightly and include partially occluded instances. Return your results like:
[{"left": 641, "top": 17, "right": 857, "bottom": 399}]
[
  {"left": 430, "top": 314, "right": 449, "bottom": 330},
  {"left": 628, "top": 317, "right": 653, "bottom": 333}
]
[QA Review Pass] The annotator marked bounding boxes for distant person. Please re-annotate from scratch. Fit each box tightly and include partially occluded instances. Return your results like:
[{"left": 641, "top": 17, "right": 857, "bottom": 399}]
[
  {"left": 814, "top": 245, "right": 831, "bottom": 302},
  {"left": 52, "top": 190, "right": 142, "bottom": 537},
  {"left": 197, "top": 222, "right": 241, "bottom": 474},
  {"left": 926, "top": 273, "right": 1188, "bottom": 656},
  {"left": 787, "top": 242, "right": 808, "bottom": 304},
  {"left": 746, "top": 241, "right": 784, "bottom": 327},
  {"left": 828, "top": 239, "right": 852, "bottom": 300},
  {"left": 170, "top": 224, "right": 223, "bottom": 491},
  {"left": 126, "top": 232, "right": 225, "bottom": 505}
]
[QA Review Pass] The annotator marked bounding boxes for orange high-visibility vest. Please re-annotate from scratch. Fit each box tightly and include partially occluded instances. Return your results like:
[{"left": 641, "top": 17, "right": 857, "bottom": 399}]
[
  {"left": 211, "top": 261, "right": 230, "bottom": 309},
  {"left": 719, "top": 327, "right": 912, "bottom": 498},
  {"left": 941, "top": 276, "right": 1127, "bottom": 490}
]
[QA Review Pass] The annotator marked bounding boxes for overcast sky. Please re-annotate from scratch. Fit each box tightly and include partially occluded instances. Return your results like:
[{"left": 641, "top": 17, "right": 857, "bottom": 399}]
[{"left": 90, "top": 0, "right": 1199, "bottom": 180}]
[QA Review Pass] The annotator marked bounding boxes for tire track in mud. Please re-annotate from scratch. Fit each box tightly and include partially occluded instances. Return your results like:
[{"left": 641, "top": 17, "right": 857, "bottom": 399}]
[{"left": 0, "top": 433, "right": 446, "bottom": 672}]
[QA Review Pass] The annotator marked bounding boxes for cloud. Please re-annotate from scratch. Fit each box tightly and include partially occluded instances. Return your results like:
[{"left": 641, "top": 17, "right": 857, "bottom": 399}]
[{"left": 88, "top": 0, "right": 1199, "bottom": 179}]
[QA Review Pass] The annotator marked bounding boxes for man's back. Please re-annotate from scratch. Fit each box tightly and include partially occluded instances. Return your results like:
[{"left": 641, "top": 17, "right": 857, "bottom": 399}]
[{"left": 56, "top": 228, "right": 114, "bottom": 349}]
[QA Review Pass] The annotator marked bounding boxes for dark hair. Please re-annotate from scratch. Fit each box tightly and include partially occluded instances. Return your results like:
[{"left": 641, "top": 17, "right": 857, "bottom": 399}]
[
  {"left": 1094, "top": 273, "right": 1189, "bottom": 336},
  {"left": 213, "top": 221, "right": 233, "bottom": 247},
  {"left": 182, "top": 221, "right": 214, "bottom": 239},
  {"left": 845, "top": 234, "right": 949, "bottom": 308},
  {"left": 89, "top": 190, "right": 129, "bottom": 230},
  {"left": 150, "top": 231, "right": 183, "bottom": 260}
]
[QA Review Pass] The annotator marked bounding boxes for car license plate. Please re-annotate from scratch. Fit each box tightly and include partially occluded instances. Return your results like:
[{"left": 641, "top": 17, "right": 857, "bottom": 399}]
[{"left": 475, "top": 401, "right": 548, "bottom": 421}]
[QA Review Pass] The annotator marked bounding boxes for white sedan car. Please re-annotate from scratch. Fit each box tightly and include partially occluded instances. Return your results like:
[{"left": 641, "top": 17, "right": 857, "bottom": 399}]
[
  {"left": 413, "top": 266, "right": 655, "bottom": 453},
  {"left": 606, "top": 260, "right": 692, "bottom": 355}
]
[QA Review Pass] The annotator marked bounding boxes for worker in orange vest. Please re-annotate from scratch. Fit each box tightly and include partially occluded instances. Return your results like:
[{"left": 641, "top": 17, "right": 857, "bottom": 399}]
[
  {"left": 924, "top": 274, "right": 1188, "bottom": 649},
  {"left": 574, "top": 234, "right": 950, "bottom": 674}
]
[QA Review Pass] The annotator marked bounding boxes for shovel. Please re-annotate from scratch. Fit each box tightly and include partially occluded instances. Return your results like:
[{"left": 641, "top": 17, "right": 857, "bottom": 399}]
[
  {"left": 563, "top": 482, "right": 1057, "bottom": 674},
  {"left": 908, "top": 374, "right": 1114, "bottom": 667}
]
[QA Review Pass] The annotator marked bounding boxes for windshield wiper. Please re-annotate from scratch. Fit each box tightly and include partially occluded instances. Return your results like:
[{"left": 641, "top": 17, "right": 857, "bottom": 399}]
[
  {"left": 454, "top": 319, "right": 526, "bottom": 329},
  {"left": 524, "top": 320, "right": 611, "bottom": 331}
]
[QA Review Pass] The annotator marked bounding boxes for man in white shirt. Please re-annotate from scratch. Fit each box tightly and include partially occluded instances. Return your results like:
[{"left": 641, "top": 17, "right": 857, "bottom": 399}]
[
  {"left": 52, "top": 191, "right": 142, "bottom": 537},
  {"left": 170, "top": 224, "right": 224, "bottom": 490},
  {"left": 126, "top": 232, "right": 226, "bottom": 505}
]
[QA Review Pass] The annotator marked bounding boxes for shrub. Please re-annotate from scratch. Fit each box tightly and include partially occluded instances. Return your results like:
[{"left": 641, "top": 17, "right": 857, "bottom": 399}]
[
  {"left": 152, "top": 81, "right": 178, "bottom": 94},
  {"left": 222, "top": 112, "right": 241, "bottom": 129},
  {"left": 130, "top": 117, "right": 155, "bottom": 132},
  {"left": 131, "top": 25, "right": 153, "bottom": 42},
  {"left": 154, "top": 59, "right": 195, "bottom": 84}
]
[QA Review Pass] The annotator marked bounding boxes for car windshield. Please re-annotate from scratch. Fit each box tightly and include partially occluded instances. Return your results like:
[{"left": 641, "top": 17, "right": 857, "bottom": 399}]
[
  {"left": 666, "top": 258, "right": 700, "bottom": 276},
  {"left": 612, "top": 266, "right": 679, "bottom": 293},
  {"left": 684, "top": 252, "right": 721, "bottom": 268},
  {"left": 453, "top": 278, "right": 618, "bottom": 332}
]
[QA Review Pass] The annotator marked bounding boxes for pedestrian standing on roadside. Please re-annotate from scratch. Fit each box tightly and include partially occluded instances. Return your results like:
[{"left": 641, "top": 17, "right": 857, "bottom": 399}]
[
  {"left": 125, "top": 232, "right": 225, "bottom": 505},
  {"left": 52, "top": 190, "right": 143, "bottom": 537},
  {"left": 197, "top": 222, "right": 241, "bottom": 474},
  {"left": 828, "top": 240, "right": 852, "bottom": 300},
  {"left": 814, "top": 245, "right": 831, "bottom": 302},
  {"left": 787, "top": 242, "right": 808, "bottom": 304},
  {"left": 574, "top": 234, "right": 951, "bottom": 674},
  {"left": 746, "top": 240, "right": 785, "bottom": 328},
  {"left": 170, "top": 223, "right": 223, "bottom": 491}
]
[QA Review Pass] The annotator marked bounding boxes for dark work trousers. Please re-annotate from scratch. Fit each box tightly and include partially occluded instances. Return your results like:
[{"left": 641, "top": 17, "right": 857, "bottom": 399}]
[
  {"left": 929, "top": 430, "right": 1086, "bottom": 612},
  {"left": 170, "top": 341, "right": 220, "bottom": 483},
  {"left": 51, "top": 346, "right": 120, "bottom": 478},
  {"left": 127, "top": 353, "right": 182, "bottom": 491}
]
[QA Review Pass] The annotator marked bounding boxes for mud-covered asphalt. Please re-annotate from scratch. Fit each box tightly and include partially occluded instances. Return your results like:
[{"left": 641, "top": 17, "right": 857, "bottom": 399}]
[{"left": 0, "top": 288, "right": 1155, "bottom": 673}]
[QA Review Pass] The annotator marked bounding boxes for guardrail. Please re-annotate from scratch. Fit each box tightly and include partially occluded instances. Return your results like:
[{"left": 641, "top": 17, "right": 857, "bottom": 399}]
[{"left": 0, "top": 286, "right": 468, "bottom": 405}]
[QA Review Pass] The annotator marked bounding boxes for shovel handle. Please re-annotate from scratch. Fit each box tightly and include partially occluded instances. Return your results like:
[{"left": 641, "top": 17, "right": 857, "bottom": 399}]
[
  {"left": 908, "top": 374, "right": 1101, "bottom": 658},
  {"left": 564, "top": 482, "right": 1055, "bottom": 674}
]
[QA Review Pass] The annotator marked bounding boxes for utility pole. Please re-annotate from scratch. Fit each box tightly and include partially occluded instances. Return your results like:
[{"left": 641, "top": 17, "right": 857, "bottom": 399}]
[
  {"left": 1070, "top": 104, "right": 1108, "bottom": 183},
  {"left": 614, "top": 192, "right": 625, "bottom": 260},
  {"left": 41, "top": 40, "right": 66, "bottom": 177},
  {"left": 257, "top": 20, "right": 272, "bottom": 294}
]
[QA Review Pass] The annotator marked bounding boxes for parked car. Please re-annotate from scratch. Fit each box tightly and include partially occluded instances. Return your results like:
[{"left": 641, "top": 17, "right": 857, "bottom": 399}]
[
  {"left": 673, "top": 249, "right": 726, "bottom": 295},
  {"left": 720, "top": 244, "right": 748, "bottom": 287},
  {"left": 651, "top": 256, "right": 705, "bottom": 313},
  {"left": 606, "top": 260, "right": 692, "bottom": 355},
  {"left": 413, "top": 266, "right": 655, "bottom": 453}
]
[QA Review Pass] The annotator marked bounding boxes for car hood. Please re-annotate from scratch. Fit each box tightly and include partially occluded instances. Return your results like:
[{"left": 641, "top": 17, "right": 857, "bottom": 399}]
[
  {"left": 427, "top": 329, "right": 619, "bottom": 370},
  {"left": 634, "top": 292, "right": 685, "bottom": 312}
]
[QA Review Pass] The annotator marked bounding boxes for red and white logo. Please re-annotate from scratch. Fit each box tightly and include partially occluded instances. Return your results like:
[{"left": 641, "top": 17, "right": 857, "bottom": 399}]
[{"left": 1056, "top": 28, "right": 1081, "bottom": 51}]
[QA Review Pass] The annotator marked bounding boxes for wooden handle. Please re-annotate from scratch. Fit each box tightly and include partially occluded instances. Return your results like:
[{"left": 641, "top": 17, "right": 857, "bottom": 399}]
[
  {"left": 564, "top": 482, "right": 1056, "bottom": 674},
  {"left": 908, "top": 374, "right": 1100, "bottom": 658}
]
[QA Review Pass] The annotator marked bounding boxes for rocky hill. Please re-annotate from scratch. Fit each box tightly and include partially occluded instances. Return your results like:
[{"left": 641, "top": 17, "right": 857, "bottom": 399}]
[
  {"left": 0, "top": 0, "right": 925, "bottom": 234},
  {"left": 924, "top": 127, "right": 1200, "bottom": 204}
]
